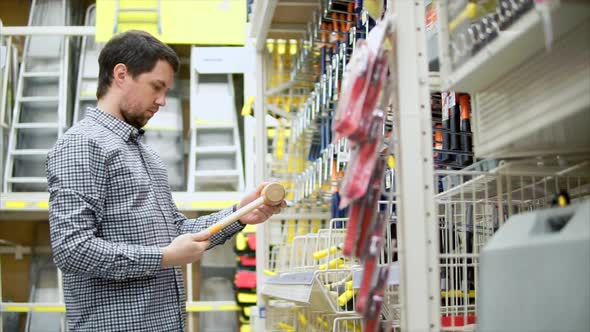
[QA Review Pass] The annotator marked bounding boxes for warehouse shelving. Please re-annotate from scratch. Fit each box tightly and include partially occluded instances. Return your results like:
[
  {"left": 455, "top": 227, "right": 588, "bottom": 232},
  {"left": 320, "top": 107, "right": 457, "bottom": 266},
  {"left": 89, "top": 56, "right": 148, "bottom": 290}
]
[
  {"left": 0, "top": 3, "right": 253, "bottom": 331},
  {"left": 0, "top": 18, "right": 248, "bottom": 217},
  {"left": 250, "top": 0, "right": 440, "bottom": 330},
  {"left": 437, "top": 2, "right": 590, "bottom": 93},
  {"left": 437, "top": 1, "right": 590, "bottom": 160},
  {"left": 250, "top": 0, "right": 590, "bottom": 331},
  {"left": 0, "top": 191, "right": 243, "bottom": 213}
]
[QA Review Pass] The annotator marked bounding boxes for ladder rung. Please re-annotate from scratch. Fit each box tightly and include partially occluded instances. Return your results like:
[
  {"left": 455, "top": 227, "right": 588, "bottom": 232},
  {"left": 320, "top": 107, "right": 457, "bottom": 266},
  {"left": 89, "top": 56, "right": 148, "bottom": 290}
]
[
  {"left": 10, "top": 149, "right": 51, "bottom": 156},
  {"left": 195, "top": 146, "right": 237, "bottom": 154},
  {"left": 117, "top": 19, "right": 159, "bottom": 24},
  {"left": 19, "top": 96, "right": 59, "bottom": 103},
  {"left": 22, "top": 71, "right": 61, "bottom": 78},
  {"left": 195, "top": 124, "right": 234, "bottom": 130},
  {"left": 118, "top": 8, "right": 159, "bottom": 13},
  {"left": 25, "top": 55, "right": 61, "bottom": 61},
  {"left": 14, "top": 122, "right": 59, "bottom": 129},
  {"left": 194, "top": 170, "right": 240, "bottom": 178},
  {"left": 7, "top": 177, "right": 47, "bottom": 184}
]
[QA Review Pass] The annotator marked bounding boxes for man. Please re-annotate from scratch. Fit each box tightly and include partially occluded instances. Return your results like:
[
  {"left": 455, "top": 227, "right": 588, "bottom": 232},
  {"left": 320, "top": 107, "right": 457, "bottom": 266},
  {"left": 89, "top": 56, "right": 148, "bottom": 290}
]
[{"left": 46, "top": 30, "right": 283, "bottom": 331}]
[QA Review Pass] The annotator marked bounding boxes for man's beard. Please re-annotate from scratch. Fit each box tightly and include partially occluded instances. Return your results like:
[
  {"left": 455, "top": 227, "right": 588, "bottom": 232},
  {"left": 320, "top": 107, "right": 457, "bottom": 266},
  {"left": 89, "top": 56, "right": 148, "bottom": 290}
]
[{"left": 120, "top": 105, "right": 148, "bottom": 129}]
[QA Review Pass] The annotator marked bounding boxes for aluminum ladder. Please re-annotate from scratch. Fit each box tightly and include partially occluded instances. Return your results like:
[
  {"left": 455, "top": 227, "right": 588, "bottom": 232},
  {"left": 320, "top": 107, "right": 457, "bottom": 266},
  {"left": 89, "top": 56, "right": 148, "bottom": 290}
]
[
  {"left": 113, "top": 0, "right": 162, "bottom": 35},
  {"left": 143, "top": 86, "right": 185, "bottom": 191},
  {"left": 74, "top": 6, "right": 185, "bottom": 190},
  {"left": 73, "top": 4, "right": 100, "bottom": 123},
  {"left": 188, "top": 47, "right": 245, "bottom": 192},
  {"left": 24, "top": 256, "right": 64, "bottom": 332},
  {"left": 1, "top": 21, "right": 19, "bottom": 189},
  {"left": 3, "top": 0, "right": 71, "bottom": 192}
]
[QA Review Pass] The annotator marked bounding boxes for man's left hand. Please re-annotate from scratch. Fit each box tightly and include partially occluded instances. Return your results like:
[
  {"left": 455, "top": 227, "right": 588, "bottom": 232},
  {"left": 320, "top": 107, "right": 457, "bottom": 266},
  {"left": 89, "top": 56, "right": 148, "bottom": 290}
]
[{"left": 237, "top": 182, "right": 287, "bottom": 225}]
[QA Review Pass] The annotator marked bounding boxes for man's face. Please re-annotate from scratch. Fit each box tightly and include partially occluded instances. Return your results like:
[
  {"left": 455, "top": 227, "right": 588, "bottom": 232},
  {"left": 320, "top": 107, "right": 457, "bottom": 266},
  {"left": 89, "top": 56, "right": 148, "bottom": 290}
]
[{"left": 119, "top": 60, "right": 175, "bottom": 129}]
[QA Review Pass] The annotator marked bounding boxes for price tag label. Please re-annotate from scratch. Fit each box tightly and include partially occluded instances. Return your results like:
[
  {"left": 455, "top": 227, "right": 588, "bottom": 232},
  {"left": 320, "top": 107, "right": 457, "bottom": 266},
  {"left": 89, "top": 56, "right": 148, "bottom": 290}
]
[
  {"left": 338, "top": 151, "right": 349, "bottom": 163},
  {"left": 449, "top": 91, "right": 456, "bottom": 108},
  {"left": 385, "top": 168, "right": 392, "bottom": 190}
]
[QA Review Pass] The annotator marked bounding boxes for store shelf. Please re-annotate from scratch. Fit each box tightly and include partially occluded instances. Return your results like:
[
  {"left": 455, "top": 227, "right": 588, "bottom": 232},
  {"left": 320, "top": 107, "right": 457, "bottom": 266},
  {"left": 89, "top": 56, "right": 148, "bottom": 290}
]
[
  {"left": 0, "top": 301, "right": 240, "bottom": 313},
  {"left": 0, "top": 191, "right": 244, "bottom": 219},
  {"left": 185, "top": 301, "right": 241, "bottom": 312},
  {"left": 0, "top": 25, "right": 94, "bottom": 36},
  {"left": 471, "top": 16, "right": 590, "bottom": 158},
  {"left": 261, "top": 264, "right": 400, "bottom": 308},
  {"left": 262, "top": 271, "right": 317, "bottom": 303},
  {"left": 442, "top": 3, "right": 590, "bottom": 93},
  {"left": 437, "top": 158, "right": 590, "bottom": 198},
  {"left": 250, "top": 0, "right": 318, "bottom": 50}
]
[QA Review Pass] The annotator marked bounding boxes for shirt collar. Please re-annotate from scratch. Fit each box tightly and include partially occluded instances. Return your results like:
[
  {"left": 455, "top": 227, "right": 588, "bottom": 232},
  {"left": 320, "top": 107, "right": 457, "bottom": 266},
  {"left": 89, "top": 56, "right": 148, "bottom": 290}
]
[{"left": 87, "top": 107, "right": 144, "bottom": 142}]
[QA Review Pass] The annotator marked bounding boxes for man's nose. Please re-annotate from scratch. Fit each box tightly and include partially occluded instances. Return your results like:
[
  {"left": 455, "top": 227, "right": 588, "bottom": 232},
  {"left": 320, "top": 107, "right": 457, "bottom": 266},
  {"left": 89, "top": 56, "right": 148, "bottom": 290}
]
[{"left": 156, "top": 94, "right": 166, "bottom": 107}]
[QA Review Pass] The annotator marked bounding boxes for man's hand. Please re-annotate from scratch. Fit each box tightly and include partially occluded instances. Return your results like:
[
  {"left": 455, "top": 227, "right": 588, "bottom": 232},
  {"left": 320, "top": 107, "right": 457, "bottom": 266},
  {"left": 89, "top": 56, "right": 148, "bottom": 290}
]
[
  {"left": 161, "top": 232, "right": 210, "bottom": 268},
  {"left": 237, "top": 182, "right": 287, "bottom": 225}
]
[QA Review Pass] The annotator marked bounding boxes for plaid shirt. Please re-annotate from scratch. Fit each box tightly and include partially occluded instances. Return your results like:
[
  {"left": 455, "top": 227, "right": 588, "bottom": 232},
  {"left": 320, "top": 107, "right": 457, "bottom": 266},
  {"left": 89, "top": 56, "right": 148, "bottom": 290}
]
[{"left": 47, "top": 107, "right": 244, "bottom": 331}]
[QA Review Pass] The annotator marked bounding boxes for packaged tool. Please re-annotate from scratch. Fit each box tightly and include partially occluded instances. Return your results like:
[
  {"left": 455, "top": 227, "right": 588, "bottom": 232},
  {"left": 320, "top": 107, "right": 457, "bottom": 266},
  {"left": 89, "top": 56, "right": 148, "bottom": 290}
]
[
  {"left": 355, "top": 211, "right": 386, "bottom": 313},
  {"left": 363, "top": 266, "right": 389, "bottom": 332},
  {"left": 441, "top": 91, "right": 453, "bottom": 163},
  {"left": 339, "top": 130, "right": 382, "bottom": 207},
  {"left": 334, "top": 39, "right": 374, "bottom": 139},
  {"left": 354, "top": 160, "right": 385, "bottom": 258},
  {"left": 342, "top": 159, "right": 385, "bottom": 257},
  {"left": 334, "top": 18, "right": 389, "bottom": 142},
  {"left": 343, "top": 198, "right": 365, "bottom": 257},
  {"left": 458, "top": 94, "right": 473, "bottom": 166}
]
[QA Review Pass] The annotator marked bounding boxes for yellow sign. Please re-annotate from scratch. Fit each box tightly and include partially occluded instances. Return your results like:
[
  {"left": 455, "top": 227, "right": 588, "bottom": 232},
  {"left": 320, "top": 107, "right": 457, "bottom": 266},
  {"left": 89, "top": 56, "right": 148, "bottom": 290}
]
[{"left": 96, "top": 0, "right": 246, "bottom": 45}]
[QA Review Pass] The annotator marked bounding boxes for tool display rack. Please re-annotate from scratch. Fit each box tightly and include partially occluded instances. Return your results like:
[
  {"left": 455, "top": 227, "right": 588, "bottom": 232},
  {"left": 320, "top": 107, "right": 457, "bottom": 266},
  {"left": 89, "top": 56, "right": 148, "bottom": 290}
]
[{"left": 251, "top": 0, "right": 590, "bottom": 331}]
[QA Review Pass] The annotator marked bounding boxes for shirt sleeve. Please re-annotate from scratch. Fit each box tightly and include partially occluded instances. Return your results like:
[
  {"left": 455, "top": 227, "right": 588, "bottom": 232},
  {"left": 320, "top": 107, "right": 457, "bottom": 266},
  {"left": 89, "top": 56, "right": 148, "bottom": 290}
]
[
  {"left": 170, "top": 198, "right": 245, "bottom": 247},
  {"left": 47, "top": 134, "right": 162, "bottom": 280}
]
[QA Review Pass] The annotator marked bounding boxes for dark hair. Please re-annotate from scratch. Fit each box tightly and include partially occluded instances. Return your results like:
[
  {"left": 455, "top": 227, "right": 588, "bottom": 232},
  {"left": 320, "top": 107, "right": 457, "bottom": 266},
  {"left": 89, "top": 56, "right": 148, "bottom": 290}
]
[{"left": 96, "top": 30, "right": 179, "bottom": 99}]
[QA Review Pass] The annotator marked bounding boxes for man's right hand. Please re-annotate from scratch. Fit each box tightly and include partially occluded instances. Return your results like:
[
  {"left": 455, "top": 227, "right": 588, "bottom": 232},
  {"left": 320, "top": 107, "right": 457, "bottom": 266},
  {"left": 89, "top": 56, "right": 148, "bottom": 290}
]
[{"left": 161, "top": 232, "right": 210, "bottom": 268}]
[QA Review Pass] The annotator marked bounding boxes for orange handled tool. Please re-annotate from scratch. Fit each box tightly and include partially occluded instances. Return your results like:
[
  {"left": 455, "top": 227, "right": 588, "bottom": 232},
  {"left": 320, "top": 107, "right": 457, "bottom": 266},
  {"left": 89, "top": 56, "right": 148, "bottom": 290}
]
[{"left": 202, "top": 183, "right": 286, "bottom": 237}]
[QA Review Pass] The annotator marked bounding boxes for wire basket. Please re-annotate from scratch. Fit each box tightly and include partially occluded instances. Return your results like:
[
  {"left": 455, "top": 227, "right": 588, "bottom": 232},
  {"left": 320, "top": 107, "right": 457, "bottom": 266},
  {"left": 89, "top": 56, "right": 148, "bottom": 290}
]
[
  {"left": 435, "top": 159, "right": 590, "bottom": 330},
  {"left": 332, "top": 316, "right": 363, "bottom": 332},
  {"left": 265, "top": 300, "right": 297, "bottom": 332}
]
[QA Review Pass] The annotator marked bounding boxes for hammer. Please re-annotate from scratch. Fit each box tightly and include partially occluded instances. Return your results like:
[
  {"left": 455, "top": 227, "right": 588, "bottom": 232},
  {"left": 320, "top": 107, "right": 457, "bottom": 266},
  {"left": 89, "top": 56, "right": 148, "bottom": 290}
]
[{"left": 200, "top": 183, "right": 286, "bottom": 237}]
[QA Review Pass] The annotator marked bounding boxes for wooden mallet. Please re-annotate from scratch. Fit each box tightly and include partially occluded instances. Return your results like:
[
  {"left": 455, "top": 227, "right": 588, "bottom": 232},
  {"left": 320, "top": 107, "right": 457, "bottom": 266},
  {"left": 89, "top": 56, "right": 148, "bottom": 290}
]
[{"left": 200, "top": 183, "right": 286, "bottom": 237}]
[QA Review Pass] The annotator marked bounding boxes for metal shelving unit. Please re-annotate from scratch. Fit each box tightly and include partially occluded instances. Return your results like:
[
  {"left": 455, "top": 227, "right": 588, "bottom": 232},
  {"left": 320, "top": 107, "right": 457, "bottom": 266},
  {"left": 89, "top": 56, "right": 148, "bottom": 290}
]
[
  {"left": 250, "top": 0, "right": 439, "bottom": 330},
  {"left": 437, "top": 2, "right": 590, "bottom": 92},
  {"left": 251, "top": 0, "right": 590, "bottom": 331},
  {"left": 437, "top": 1, "right": 590, "bottom": 159}
]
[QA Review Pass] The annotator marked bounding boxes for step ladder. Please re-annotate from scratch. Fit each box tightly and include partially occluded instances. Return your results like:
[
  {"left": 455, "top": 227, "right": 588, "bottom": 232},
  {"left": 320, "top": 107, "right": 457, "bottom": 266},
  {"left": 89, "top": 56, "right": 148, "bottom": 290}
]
[
  {"left": 1, "top": 27, "right": 19, "bottom": 189},
  {"left": 73, "top": 4, "right": 100, "bottom": 123},
  {"left": 143, "top": 87, "right": 185, "bottom": 191},
  {"left": 25, "top": 256, "right": 64, "bottom": 332},
  {"left": 3, "top": 0, "right": 71, "bottom": 192},
  {"left": 188, "top": 47, "right": 245, "bottom": 192},
  {"left": 113, "top": 0, "right": 162, "bottom": 35},
  {"left": 73, "top": 7, "right": 186, "bottom": 191}
]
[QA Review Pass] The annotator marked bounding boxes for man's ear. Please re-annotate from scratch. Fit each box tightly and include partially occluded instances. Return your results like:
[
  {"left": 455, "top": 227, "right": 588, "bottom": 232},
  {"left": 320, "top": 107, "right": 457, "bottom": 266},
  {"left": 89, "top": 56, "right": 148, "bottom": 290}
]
[{"left": 113, "top": 63, "right": 128, "bottom": 87}]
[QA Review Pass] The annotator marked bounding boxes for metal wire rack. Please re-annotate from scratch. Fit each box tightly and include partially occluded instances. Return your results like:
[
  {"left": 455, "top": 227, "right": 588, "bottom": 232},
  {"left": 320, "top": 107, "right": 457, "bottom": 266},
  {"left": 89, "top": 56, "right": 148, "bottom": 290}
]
[
  {"left": 265, "top": 300, "right": 372, "bottom": 332},
  {"left": 434, "top": 157, "right": 590, "bottom": 330},
  {"left": 263, "top": 193, "right": 401, "bottom": 329}
]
